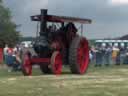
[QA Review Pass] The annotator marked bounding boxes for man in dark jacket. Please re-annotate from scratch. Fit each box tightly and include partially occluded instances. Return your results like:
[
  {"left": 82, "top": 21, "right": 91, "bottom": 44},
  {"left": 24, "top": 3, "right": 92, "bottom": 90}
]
[{"left": 95, "top": 46, "right": 103, "bottom": 67}]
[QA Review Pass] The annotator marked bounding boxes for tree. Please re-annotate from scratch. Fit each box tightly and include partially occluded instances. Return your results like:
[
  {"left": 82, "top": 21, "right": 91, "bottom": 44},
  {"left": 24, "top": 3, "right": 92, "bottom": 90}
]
[{"left": 0, "top": 0, "right": 20, "bottom": 48}]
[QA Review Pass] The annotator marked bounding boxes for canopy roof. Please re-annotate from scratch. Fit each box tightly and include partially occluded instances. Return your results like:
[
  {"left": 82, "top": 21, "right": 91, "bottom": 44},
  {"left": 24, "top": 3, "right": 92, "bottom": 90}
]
[{"left": 31, "top": 15, "right": 92, "bottom": 24}]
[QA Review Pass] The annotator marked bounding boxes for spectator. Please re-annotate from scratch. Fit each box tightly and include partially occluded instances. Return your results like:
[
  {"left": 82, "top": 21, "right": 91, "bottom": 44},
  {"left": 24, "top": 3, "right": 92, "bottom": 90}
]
[
  {"left": 3, "top": 44, "right": 9, "bottom": 64},
  {"left": 90, "top": 46, "right": 96, "bottom": 64},
  {"left": 124, "top": 48, "right": 128, "bottom": 64},
  {"left": 6, "top": 48, "right": 14, "bottom": 72},
  {"left": 12, "top": 51, "right": 21, "bottom": 71},
  {"left": 89, "top": 50, "right": 93, "bottom": 63},
  {"left": 112, "top": 46, "right": 120, "bottom": 64},
  {"left": 104, "top": 46, "right": 112, "bottom": 66},
  {"left": 116, "top": 51, "right": 121, "bottom": 65},
  {"left": 95, "top": 46, "right": 103, "bottom": 67},
  {"left": 120, "top": 46, "right": 125, "bottom": 64},
  {"left": 13, "top": 46, "right": 18, "bottom": 54}
]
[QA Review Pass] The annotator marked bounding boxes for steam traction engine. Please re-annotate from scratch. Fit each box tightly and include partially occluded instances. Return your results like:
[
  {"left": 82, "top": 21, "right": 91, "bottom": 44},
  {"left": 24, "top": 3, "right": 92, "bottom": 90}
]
[{"left": 22, "top": 9, "right": 92, "bottom": 76}]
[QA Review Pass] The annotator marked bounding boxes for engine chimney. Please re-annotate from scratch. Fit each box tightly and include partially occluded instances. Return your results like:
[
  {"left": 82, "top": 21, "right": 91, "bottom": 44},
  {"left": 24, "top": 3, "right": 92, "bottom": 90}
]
[{"left": 40, "top": 9, "right": 47, "bottom": 36}]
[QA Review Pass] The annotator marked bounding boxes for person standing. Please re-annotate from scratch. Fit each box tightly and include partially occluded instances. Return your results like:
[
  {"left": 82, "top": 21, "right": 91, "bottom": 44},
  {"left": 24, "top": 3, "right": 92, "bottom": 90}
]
[
  {"left": 120, "top": 46, "right": 125, "bottom": 64},
  {"left": 90, "top": 46, "right": 96, "bottom": 65},
  {"left": 112, "top": 46, "right": 119, "bottom": 64},
  {"left": 116, "top": 50, "right": 121, "bottom": 65},
  {"left": 3, "top": 44, "right": 9, "bottom": 64},
  {"left": 12, "top": 51, "right": 22, "bottom": 71},
  {"left": 6, "top": 48, "right": 14, "bottom": 72},
  {"left": 124, "top": 47, "right": 128, "bottom": 64},
  {"left": 95, "top": 46, "right": 103, "bottom": 67},
  {"left": 104, "top": 46, "right": 112, "bottom": 66}
]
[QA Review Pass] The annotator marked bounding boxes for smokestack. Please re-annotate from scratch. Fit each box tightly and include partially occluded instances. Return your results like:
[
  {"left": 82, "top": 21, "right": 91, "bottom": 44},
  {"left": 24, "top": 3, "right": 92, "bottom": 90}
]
[{"left": 40, "top": 9, "right": 47, "bottom": 36}]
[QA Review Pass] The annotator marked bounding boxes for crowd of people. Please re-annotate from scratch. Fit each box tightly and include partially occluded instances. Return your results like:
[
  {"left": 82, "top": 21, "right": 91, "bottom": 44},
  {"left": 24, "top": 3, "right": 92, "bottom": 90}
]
[
  {"left": 3, "top": 44, "right": 22, "bottom": 72},
  {"left": 3, "top": 42, "right": 128, "bottom": 72},
  {"left": 89, "top": 44, "right": 128, "bottom": 67}
]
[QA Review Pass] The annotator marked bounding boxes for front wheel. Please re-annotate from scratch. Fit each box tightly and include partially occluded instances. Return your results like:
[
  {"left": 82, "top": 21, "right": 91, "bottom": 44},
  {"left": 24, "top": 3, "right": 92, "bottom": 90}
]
[
  {"left": 51, "top": 51, "right": 62, "bottom": 75},
  {"left": 21, "top": 52, "right": 32, "bottom": 76}
]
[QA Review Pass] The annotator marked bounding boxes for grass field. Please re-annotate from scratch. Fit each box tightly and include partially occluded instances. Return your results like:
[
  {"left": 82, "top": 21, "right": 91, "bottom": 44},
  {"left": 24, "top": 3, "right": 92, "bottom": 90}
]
[{"left": 0, "top": 64, "right": 128, "bottom": 96}]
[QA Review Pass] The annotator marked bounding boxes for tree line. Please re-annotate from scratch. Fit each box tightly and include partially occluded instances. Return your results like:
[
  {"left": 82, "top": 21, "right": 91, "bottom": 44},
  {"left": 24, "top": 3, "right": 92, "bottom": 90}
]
[{"left": 0, "top": 0, "right": 20, "bottom": 48}]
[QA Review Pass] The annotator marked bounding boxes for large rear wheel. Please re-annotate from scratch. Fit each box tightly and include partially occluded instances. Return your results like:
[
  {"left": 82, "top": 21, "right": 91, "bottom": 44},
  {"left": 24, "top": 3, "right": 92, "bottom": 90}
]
[{"left": 69, "top": 36, "right": 89, "bottom": 74}]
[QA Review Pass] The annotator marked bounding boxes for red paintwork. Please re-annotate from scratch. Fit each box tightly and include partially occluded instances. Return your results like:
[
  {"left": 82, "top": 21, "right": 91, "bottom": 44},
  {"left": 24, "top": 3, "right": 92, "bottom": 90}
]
[
  {"left": 7, "top": 48, "right": 13, "bottom": 55},
  {"left": 22, "top": 9, "right": 91, "bottom": 75},
  {"left": 51, "top": 51, "right": 62, "bottom": 75},
  {"left": 22, "top": 53, "right": 62, "bottom": 75},
  {"left": 22, "top": 55, "right": 51, "bottom": 75},
  {"left": 31, "top": 15, "right": 92, "bottom": 24},
  {"left": 31, "top": 58, "right": 50, "bottom": 64},
  {"left": 77, "top": 38, "right": 89, "bottom": 74},
  {"left": 23, "top": 53, "right": 32, "bottom": 75},
  {"left": 51, "top": 41, "right": 62, "bottom": 50},
  {"left": 46, "top": 15, "right": 92, "bottom": 24}
]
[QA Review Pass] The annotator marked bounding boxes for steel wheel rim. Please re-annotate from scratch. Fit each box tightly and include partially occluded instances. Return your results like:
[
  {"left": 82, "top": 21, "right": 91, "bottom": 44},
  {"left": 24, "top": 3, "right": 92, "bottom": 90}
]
[
  {"left": 77, "top": 39, "right": 89, "bottom": 74},
  {"left": 23, "top": 54, "right": 32, "bottom": 75},
  {"left": 52, "top": 52, "right": 62, "bottom": 74}
]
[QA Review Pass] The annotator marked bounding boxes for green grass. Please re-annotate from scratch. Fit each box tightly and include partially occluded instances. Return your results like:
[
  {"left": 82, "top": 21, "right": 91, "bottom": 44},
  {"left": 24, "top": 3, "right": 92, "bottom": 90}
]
[{"left": 0, "top": 64, "right": 128, "bottom": 96}]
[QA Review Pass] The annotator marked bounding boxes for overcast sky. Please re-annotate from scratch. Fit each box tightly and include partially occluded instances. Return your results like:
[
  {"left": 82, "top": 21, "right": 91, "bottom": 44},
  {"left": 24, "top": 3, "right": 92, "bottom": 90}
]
[
  {"left": 3, "top": 0, "right": 128, "bottom": 39},
  {"left": 4, "top": 0, "right": 48, "bottom": 37}
]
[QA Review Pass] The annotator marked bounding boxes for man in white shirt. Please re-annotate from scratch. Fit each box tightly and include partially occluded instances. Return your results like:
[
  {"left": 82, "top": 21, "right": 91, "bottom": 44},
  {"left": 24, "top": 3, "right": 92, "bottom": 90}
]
[{"left": 3, "top": 44, "right": 9, "bottom": 64}]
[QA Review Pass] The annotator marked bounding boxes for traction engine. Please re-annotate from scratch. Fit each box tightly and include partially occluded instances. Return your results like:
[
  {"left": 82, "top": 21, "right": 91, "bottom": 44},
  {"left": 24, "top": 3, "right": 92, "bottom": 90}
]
[{"left": 21, "top": 9, "right": 92, "bottom": 75}]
